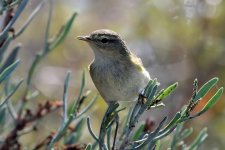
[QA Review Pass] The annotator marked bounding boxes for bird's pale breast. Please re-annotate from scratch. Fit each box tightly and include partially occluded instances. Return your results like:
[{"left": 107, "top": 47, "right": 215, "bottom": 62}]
[{"left": 89, "top": 58, "right": 150, "bottom": 103}]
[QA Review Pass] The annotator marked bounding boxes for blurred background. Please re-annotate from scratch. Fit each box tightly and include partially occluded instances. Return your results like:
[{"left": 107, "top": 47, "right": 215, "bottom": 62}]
[{"left": 7, "top": 0, "right": 225, "bottom": 149}]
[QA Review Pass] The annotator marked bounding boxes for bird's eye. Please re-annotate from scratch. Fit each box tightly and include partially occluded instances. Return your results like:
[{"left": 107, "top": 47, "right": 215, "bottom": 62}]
[{"left": 101, "top": 38, "right": 108, "bottom": 43}]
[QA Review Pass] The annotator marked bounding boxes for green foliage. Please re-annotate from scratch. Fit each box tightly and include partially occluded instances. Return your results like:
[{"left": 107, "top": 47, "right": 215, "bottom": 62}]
[
  {"left": 0, "top": 0, "right": 28, "bottom": 41},
  {"left": 0, "top": 60, "right": 19, "bottom": 84},
  {"left": 154, "top": 82, "right": 178, "bottom": 104},
  {"left": 85, "top": 144, "right": 92, "bottom": 150},
  {"left": 27, "top": 2, "right": 77, "bottom": 86},
  {"left": 86, "top": 77, "right": 223, "bottom": 150},
  {"left": 0, "top": 0, "right": 223, "bottom": 150},
  {"left": 65, "top": 118, "right": 85, "bottom": 145},
  {"left": 169, "top": 123, "right": 208, "bottom": 150},
  {"left": 0, "top": 0, "right": 95, "bottom": 149},
  {"left": 48, "top": 71, "right": 98, "bottom": 149}
]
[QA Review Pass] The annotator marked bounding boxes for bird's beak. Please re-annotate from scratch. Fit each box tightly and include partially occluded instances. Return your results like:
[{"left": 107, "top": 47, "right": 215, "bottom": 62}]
[{"left": 77, "top": 35, "right": 91, "bottom": 42}]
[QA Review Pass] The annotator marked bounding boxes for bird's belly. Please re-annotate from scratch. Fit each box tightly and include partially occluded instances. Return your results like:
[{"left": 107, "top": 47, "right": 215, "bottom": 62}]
[{"left": 91, "top": 66, "right": 150, "bottom": 102}]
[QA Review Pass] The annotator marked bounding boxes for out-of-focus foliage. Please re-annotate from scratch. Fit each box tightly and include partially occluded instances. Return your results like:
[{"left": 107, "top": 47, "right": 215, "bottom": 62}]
[
  {"left": 0, "top": 0, "right": 224, "bottom": 149},
  {"left": 0, "top": 0, "right": 96, "bottom": 149}
]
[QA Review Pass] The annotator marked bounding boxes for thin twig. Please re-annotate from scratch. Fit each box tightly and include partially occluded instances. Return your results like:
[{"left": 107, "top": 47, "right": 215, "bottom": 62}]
[{"left": 0, "top": 100, "right": 62, "bottom": 149}]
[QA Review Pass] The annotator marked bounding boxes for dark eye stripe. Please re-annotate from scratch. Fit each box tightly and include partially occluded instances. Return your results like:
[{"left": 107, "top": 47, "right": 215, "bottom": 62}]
[
  {"left": 101, "top": 38, "right": 108, "bottom": 43},
  {"left": 98, "top": 38, "right": 117, "bottom": 43}
]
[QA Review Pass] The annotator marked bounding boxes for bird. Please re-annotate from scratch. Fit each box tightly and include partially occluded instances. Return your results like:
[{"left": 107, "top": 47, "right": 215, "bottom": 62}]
[{"left": 77, "top": 29, "right": 151, "bottom": 104}]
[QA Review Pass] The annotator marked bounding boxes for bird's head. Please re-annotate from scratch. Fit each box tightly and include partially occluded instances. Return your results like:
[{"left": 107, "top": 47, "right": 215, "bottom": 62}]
[{"left": 77, "top": 29, "right": 130, "bottom": 59}]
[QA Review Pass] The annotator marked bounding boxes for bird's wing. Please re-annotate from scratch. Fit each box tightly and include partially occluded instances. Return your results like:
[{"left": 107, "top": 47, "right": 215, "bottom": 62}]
[{"left": 130, "top": 54, "right": 145, "bottom": 72}]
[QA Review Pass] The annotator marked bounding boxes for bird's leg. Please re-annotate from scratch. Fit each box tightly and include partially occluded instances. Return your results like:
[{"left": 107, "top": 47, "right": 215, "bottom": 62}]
[{"left": 138, "top": 89, "right": 147, "bottom": 104}]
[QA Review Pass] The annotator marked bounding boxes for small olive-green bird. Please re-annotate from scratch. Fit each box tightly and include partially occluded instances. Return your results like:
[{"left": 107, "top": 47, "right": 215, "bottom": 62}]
[{"left": 77, "top": 29, "right": 151, "bottom": 104}]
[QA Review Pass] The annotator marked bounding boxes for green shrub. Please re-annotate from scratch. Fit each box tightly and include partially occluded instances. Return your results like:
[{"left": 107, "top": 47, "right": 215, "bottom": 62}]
[{"left": 0, "top": 1, "right": 223, "bottom": 150}]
